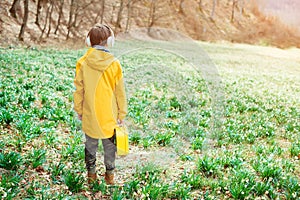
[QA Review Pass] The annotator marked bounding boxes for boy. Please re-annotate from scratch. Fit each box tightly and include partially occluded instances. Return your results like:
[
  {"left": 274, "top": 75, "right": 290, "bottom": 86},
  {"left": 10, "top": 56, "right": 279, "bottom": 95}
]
[{"left": 73, "top": 24, "right": 127, "bottom": 185}]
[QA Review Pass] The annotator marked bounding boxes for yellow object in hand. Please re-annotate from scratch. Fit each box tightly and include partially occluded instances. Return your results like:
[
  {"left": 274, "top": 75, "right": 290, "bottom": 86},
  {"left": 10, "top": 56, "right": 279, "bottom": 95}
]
[{"left": 115, "top": 126, "right": 129, "bottom": 156}]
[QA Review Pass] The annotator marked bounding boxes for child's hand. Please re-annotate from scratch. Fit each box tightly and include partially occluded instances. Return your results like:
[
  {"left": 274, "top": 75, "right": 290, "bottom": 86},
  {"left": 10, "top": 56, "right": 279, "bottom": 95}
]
[
  {"left": 78, "top": 114, "right": 82, "bottom": 120},
  {"left": 117, "top": 119, "right": 124, "bottom": 126}
]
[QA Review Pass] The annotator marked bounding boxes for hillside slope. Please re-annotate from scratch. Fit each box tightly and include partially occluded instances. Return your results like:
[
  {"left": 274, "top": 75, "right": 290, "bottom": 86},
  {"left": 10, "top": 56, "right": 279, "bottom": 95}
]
[{"left": 0, "top": 0, "right": 299, "bottom": 48}]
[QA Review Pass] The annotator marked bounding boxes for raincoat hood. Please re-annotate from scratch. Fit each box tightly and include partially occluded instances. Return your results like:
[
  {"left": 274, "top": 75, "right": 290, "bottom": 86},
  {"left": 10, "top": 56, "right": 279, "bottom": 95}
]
[{"left": 85, "top": 48, "right": 115, "bottom": 71}]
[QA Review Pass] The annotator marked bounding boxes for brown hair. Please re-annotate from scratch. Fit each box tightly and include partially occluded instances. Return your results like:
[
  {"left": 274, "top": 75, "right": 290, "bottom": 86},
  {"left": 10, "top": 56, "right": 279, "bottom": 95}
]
[{"left": 87, "top": 24, "right": 111, "bottom": 46}]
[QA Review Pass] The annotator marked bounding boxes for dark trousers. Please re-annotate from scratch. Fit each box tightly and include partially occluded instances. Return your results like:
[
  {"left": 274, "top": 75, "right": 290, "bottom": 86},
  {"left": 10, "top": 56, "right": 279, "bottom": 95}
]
[{"left": 85, "top": 134, "right": 116, "bottom": 174}]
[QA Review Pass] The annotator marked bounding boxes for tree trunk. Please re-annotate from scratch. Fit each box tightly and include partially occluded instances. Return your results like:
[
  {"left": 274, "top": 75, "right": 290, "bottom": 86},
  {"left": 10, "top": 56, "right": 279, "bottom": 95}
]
[
  {"left": 18, "top": 0, "right": 29, "bottom": 41},
  {"left": 54, "top": 0, "right": 64, "bottom": 34},
  {"left": 39, "top": 2, "right": 50, "bottom": 41},
  {"left": 66, "top": 0, "right": 75, "bottom": 40},
  {"left": 115, "top": 0, "right": 124, "bottom": 33},
  {"left": 47, "top": 1, "right": 54, "bottom": 37},
  {"left": 240, "top": 0, "right": 245, "bottom": 15},
  {"left": 210, "top": 0, "right": 217, "bottom": 19},
  {"left": 178, "top": 0, "right": 184, "bottom": 13},
  {"left": 101, "top": 0, "right": 105, "bottom": 24},
  {"left": 9, "top": 0, "right": 20, "bottom": 19},
  {"left": 125, "top": 0, "right": 132, "bottom": 33},
  {"left": 35, "top": 0, "right": 43, "bottom": 26},
  {"left": 198, "top": 0, "right": 203, "bottom": 12},
  {"left": 147, "top": 0, "right": 156, "bottom": 33},
  {"left": 73, "top": 2, "right": 80, "bottom": 29},
  {"left": 231, "top": 0, "right": 237, "bottom": 22},
  {"left": 111, "top": 3, "right": 116, "bottom": 23},
  {"left": 94, "top": 6, "right": 101, "bottom": 23}
]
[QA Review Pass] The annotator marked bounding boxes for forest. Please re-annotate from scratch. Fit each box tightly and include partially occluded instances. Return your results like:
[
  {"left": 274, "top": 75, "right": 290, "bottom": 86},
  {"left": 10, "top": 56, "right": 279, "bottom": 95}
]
[{"left": 1, "top": 0, "right": 299, "bottom": 48}]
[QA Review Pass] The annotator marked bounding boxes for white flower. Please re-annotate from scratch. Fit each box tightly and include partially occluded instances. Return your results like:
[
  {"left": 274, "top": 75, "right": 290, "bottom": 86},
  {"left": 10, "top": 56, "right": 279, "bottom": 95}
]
[
  {"left": 2, "top": 191, "right": 7, "bottom": 198},
  {"left": 269, "top": 177, "right": 273, "bottom": 182},
  {"left": 265, "top": 191, "right": 269, "bottom": 194}
]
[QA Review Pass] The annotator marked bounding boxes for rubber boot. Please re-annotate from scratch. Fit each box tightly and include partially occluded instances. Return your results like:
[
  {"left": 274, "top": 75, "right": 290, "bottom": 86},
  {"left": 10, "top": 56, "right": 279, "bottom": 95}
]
[
  {"left": 104, "top": 172, "right": 114, "bottom": 185},
  {"left": 87, "top": 172, "right": 97, "bottom": 184}
]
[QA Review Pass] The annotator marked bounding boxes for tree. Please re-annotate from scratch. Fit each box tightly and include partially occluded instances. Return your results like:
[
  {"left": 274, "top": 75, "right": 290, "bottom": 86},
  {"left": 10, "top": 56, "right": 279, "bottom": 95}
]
[
  {"left": 131, "top": 0, "right": 171, "bottom": 33},
  {"left": 93, "top": 0, "right": 105, "bottom": 24},
  {"left": 178, "top": 0, "right": 184, "bottom": 13},
  {"left": 47, "top": 0, "right": 54, "bottom": 37},
  {"left": 147, "top": 0, "right": 156, "bottom": 32},
  {"left": 9, "top": 0, "right": 21, "bottom": 19},
  {"left": 124, "top": 0, "right": 139, "bottom": 33},
  {"left": 239, "top": 0, "right": 245, "bottom": 15},
  {"left": 231, "top": 0, "right": 238, "bottom": 22},
  {"left": 198, "top": 0, "right": 203, "bottom": 12},
  {"left": 66, "top": 0, "right": 75, "bottom": 40},
  {"left": 35, "top": 0, "right": 48, "bottom": 26},
  {"left": 210, "top": 0, "right": 217, "bottom": 19},
  {"left": 100, "top": 0, "right": 105, "bottom": 24},
  {"left": 115, "top": 0, "right": 125, "bottom": 33},
  {"left": 66, "top": 0, "right": 93, "bottom": 39},
  {"left": 145, "top": 0, "right": 170, "bottom": 32},
  {"left": 39, "top": 1, "right": 51, "bottom": 41},
  {"left": 18, "top": 0, "right": 29, "bottom": 41},
  {"left": 35, "top": 0, "right": 42, "bottom": 26},
  {"left": 125, "top": 0, "right": 132, "bottom": 32},
  {"left": 54, "top": 0, "right": 64, "bottom": 35}
]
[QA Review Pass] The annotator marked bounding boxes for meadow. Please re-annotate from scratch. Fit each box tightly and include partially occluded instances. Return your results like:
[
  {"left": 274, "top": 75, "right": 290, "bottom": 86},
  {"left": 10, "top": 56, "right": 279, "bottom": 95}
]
[{"left": 0, "top": 41, "right": 299, "bottom": 199}]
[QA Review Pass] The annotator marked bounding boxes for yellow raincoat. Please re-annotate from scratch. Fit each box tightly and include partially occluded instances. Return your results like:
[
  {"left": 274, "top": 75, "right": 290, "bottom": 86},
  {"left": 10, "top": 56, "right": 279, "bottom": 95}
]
[{"left": 74, "top": 48, "right": 127, "bottom": 139}]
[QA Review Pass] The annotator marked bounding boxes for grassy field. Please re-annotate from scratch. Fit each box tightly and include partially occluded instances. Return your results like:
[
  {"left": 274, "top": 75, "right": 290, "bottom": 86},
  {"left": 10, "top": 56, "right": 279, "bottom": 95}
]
[{"left": 0, "top": 41, "right": 299, "bottom": 199}]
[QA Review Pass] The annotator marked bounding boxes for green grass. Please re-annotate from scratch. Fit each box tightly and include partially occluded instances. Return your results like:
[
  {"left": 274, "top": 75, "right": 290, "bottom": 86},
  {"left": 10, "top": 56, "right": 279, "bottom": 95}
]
[{"left": 0, "top": 42, "right": 299, "bottom": 199}]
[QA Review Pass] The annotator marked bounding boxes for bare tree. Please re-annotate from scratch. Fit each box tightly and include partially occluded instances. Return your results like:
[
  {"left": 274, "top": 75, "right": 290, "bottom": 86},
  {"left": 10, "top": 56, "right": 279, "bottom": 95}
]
[
  {"left": 239, "top": 0, "right": 245, "bottom": 15},
  {"left": 125, "top": 0, "right": 132, "bottom": 32},
  {"left": 145, "top": 0, "right": 169, "bottom": 32},
  {"left": 66, "top": 0, "right": 75, "bottom": 40},
  {"left": 9, "top": 0, "right": 21, "bottom": 19},
  {"left": 66, "top": 0, "right": 92, "bottom": 39},
  {"left": 198, "top": 0, "right": 203, "bottom": 12},
  {"left": 111, "top": 3, "right": 117, "bottom": 23},
  {"left": 124, "top": 0, "right": 139, "bottom": 33},
  {"left": 101, "top": 0, "right": 105, "bottom": 23},
  {"left": 210, "top": 0, "right": 217, "bottom": 19},
  {"left": 35, "top": 0, "right": 48, "bottom": 26},
  {"left": 18, "top": 0, "right": 29, "bottom": 41},
  {"left": 178, "top": 0, "right": 184, "bottom": 13},
  {"left": 39, "top": 2, "right": 51, "bottom": 41},
  {"left": 47, "top": 0, "right": 54, "bottom": 37},
  {"left": 35, "top": 0, "right": 42, "bottom": 26},
  {"left": 115, "top": 0, "right": 125, "bottom": 33},
  {"left": 54, "top": 0, "right": 64, "bottom": 35},
  {"left": 147, "top": 0, "right": 156, "bottom": 32},
  {"left": 94, "top": 0, "right": 105, "bottom": 24},
  {"left": 231, "top": 0, "right": 238, "bottom": 22}
]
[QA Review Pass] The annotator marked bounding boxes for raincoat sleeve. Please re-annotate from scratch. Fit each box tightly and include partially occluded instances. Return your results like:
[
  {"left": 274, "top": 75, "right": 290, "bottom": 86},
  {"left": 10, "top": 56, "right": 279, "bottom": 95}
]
[
  {"left": 73, "top": 65, "right": 84, "bottom": 116},
  {"left": 114, "top": 64, "right": 127, "bottom": 120}
]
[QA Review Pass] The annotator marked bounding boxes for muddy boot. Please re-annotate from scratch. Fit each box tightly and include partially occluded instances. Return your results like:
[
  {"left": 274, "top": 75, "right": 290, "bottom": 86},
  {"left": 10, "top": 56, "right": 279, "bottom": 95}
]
[
  {"left": 87, "top": 172, "right": 97, "bottom": 184},
  {"left": 104, "top": 172, "right": 114, "bottom": 185}
]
